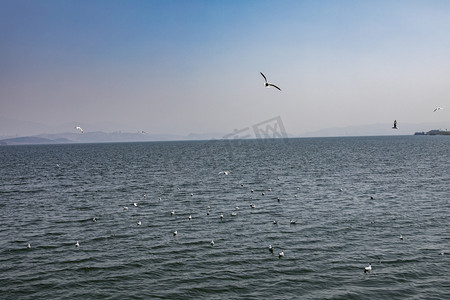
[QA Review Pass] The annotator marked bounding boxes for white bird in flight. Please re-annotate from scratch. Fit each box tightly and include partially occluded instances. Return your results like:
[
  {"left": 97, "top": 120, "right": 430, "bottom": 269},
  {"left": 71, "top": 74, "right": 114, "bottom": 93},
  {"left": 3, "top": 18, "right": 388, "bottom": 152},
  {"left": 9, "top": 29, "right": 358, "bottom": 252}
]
[
  {"left": 434, "top": 107, "right": 444, "bottom": 112},
  {"left": 260, "top": 72, "right": 281, "bottom": 91},
  {"left": 74, "top": 126, "right": 84, "bottom": 133}
]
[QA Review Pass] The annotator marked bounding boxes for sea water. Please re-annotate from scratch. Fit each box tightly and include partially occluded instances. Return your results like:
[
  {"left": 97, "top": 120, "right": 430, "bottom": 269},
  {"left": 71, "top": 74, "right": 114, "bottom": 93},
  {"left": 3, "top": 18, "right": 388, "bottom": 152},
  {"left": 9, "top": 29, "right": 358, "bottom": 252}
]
[{"left": 0, "top": 136, "right": 449, "bottom": 299}]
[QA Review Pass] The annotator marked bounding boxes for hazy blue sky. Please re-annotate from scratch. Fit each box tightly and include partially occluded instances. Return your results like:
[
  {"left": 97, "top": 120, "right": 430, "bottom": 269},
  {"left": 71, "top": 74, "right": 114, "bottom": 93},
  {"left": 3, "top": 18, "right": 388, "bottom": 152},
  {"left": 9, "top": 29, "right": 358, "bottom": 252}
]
[{"left": 1, "top": 0, "right": 449, "bottom": 136}]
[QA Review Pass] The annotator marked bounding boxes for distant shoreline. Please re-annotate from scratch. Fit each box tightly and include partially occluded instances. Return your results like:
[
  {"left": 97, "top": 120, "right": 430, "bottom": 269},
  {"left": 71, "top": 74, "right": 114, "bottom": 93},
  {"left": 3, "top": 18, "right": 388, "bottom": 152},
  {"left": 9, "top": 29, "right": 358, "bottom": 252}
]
[{"left": 414, "top": 130, "right": 450, "bottom": 136}]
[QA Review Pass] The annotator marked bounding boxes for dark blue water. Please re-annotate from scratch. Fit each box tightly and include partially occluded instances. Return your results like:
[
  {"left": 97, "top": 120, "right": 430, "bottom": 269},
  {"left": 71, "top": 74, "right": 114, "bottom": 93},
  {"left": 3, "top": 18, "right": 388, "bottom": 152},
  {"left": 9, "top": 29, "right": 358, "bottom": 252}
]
[{"left": 1, "top": 136, "right": 449, "bottom": 299}]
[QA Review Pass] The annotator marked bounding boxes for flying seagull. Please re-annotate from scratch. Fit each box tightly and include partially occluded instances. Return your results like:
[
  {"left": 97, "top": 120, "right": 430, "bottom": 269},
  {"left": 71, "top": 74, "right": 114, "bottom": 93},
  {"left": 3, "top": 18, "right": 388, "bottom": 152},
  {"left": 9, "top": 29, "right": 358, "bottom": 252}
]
[
  {"left": 434, "top": 107, "right": 444, "bottom": 112},
  {"left": 392, "top": 120, "right": 398, "bottom": 129},
  {"left": 260, "top": 72, "right": 281, "bottom": 91},
  {"left": 74, "top": 126, "right": 84, "bottom": 133}
]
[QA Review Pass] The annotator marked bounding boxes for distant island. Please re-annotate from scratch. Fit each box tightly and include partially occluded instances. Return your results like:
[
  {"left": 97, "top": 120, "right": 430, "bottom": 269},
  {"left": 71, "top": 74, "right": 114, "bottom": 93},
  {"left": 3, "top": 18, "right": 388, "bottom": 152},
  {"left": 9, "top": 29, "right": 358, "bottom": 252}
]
[
  {"left": 0, "top": 136, "right": 72, "bottom": 145},
  {"left": 414, "top": 129, "right": 450, "bottom": 136}
]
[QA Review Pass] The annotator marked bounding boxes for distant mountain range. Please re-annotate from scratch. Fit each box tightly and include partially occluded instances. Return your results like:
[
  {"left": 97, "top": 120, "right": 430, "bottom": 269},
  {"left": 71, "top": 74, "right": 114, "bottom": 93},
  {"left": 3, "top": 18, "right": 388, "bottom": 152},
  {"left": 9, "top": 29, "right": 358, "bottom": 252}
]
[
  {"left": 0, "top": 131, "right": 228, "bottom": 145},
  {"left": 1, "top": 115, "right": 448, "bottom": 145},
  {"left": 0, "top": 136, "right": 72, "bottom": 145}
]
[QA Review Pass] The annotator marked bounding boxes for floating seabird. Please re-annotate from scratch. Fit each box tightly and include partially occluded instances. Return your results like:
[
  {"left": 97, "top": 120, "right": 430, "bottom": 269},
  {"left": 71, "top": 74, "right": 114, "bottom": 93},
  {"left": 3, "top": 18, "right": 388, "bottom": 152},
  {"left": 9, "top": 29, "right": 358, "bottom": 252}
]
[
  {"left": 220, "top": 214, "right": 224, "bottom": 219},
  {"left": 190, "top": 193, "right": 193, "bottom": 197},
  {"left": 260, "top": 72, "right": 282, "bottom": 91},
  {"left": 123, "top": 206, "right": 129, "bottom": 210},
  {"left": 269, "top": 245, "right": 274, "bottom": 253},
  {"left": 188, "top": 215, "right": 192, "bottom": 221},
  {"left": 273, "top": 220, "right": 278, "bottom": 224},
  {"left": 434, "top": 107, "right": 444, "bottom": 112},
  {"left": 262, "top": 192, "right": 265, "bottom": 196},
  {"left": 290, "top": 220, "right": 297, "bottom": 225},
  {"left": 392, "top": 120, "right": 398, "bottom": 129},
  {"left": 74, "top": 126, "right": 84, "bottom": 133},
  {"left": 171, "top": 210, "right": 175, "bottom": 216},
  {"left": 92, "top": 217, "right": 97, "bottom": 222},
  {"left": 231, "top": 212, "right": 237, "bottom": 216},
  {"left": 279, "top": 250, "right": 284, "bottom": 258},
  {"left": 211, "top": 240, "right": 215, "bottom": 246},
  {"left": 400, "top": 234, "right": 403, "bottom": 240},
  {"left": 364, "top": 263, "right": 372, "bottom": 273},
  {"left": 75, "top": 241, "right": 80, "bottom": 248},
  {"left": 27, "top": 243, "right": 31, "bottom": 249},
  {"left": 250, "top": 203, "right": 256, "bottom": 208},
  {"left": 137, "top": 221, "right": 142, "bottom": 226},
  {"left": 218, "top": 171, "right": 231, "bottom": 175},
  {"left": 133, "top": 202, "right": 138, "bottom": 207},
  {"left": 370, "top": 196, "right": 374, "bottom": 200},
  {"left": 173, "top": 230, "right": 177, "bottom": 236}
]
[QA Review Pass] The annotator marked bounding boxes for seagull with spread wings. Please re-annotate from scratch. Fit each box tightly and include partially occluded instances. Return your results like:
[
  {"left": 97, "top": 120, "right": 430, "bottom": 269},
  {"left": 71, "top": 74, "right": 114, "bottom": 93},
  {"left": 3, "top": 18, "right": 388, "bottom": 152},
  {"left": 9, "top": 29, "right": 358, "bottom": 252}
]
[{"left": 260, "top": 72, "right": 281, "bottom": 91}]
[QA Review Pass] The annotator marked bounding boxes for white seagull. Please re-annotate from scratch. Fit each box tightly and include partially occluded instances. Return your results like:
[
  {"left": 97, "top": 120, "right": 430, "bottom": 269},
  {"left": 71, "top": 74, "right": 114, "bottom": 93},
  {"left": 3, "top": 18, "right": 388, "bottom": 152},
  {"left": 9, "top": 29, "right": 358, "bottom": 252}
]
[
  {"left": 269, "top": 245, "right": 274, "bottom": 253},
  {"left": 74, "top": 126, "right": 84, "bottom": 133},
  {"left": 260, "top": 72, "right": 282, "bottom": 91},
  {"left": 75, "top": 241, "right": 80, "bottom": 248},
  {"left": 211, "top": 240, "right": 215, "bottom": 246},
  {"left": 218, "top": 171, "right": 231, "bottom": 175},
  {"left": 364, "top": 263, "right": 372, "bottom": 273},
  {"left": 27, "top": 243, "right": 31, "bottom": 249},
  {"left": 137, "top": 221, "right": 142, "bottom": 226},
  {"left": 279, "top": 250, "right": 284, "bottom": 258},
  {"left": 434, "top": 107, "right": 444, "bottom": 112},
  {"left": 173, "top": 230, "right": 177, "bottom": 236}
]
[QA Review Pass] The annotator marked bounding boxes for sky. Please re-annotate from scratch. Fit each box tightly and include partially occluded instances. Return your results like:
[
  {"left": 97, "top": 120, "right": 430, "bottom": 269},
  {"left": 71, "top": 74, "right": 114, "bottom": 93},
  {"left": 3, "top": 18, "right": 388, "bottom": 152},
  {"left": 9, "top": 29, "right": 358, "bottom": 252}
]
[{"left": 1, "top": 0, "right": 449, "bottom": 137}]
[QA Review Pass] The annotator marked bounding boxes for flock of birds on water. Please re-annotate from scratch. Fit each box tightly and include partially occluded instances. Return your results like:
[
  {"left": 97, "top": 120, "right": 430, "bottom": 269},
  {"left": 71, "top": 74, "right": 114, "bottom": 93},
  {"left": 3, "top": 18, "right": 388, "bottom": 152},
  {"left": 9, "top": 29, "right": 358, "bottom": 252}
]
[
  {"left": 22, "top": 167, "right": 447, "bottom": 275},
  {"left": 32, "top": 71, "right": 444, "bottom": 275}
]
